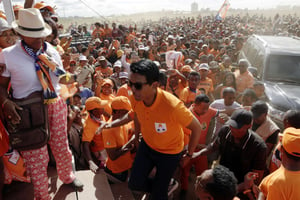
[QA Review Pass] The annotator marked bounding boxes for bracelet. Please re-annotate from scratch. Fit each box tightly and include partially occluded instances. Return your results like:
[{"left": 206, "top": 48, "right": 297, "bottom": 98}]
[{"left": 1, "top": 98, "right": 9, "bottom": 108}]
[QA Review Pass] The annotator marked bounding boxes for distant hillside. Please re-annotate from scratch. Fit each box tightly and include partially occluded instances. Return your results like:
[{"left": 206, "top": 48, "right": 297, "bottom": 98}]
[{"left": 58, "top": 7, "right": 300, "bottom": 33}]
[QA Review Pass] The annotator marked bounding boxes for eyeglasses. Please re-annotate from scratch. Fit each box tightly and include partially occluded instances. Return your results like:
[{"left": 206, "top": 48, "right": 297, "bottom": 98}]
[{"left": 128, "top": 81, "right": 148, "bottom": 90}]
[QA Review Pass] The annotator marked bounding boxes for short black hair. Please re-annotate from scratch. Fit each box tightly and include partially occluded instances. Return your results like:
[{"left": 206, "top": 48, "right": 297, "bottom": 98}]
[
  {"left": 195, "top": 94, "right": 210, "bottom": 104},
  {"left": 222, "top": 87, "right": 236, "bottom": 96},
  {"left": 188, "top": 71, "right": 200, "bottom": 79},
  {"left": 284, "top": 110, "right": 300, "bottom": 128},
  {"left": 206, "top": 165, "right": 238, "bottom": 200},
  {"left": 130, "top": 59, "right": 159, "bottom": 84}
]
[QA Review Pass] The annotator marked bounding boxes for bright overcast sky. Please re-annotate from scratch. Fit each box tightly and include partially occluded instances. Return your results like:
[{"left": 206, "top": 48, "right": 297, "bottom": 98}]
[{"left": 8, "top": 0, "right": 300, "bottom": 17}]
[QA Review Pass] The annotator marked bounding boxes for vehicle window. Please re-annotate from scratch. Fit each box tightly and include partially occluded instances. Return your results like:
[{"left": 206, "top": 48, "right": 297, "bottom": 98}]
[{"left": 266, "top": 55, "right": 300, "bottom": 84}]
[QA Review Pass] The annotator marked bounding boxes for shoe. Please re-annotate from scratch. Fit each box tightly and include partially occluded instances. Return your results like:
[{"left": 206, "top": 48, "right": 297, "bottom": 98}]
[
  {"left": 168, "top": 178, "right": 179, "bottom": 196},
  {"left": 69, "top": 178, "right": 84, "bottom": 190}
]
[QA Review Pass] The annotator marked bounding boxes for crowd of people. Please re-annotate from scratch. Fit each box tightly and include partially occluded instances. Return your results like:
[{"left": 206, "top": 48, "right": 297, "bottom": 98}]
[{"left": 0, "top": 1, "right": 300, "bottom": 200}]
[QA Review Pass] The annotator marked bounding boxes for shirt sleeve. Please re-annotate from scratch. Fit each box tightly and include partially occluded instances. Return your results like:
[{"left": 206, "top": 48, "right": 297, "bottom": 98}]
[
  {"left": 172, "top": 101, "right": 194, "bottom": 128},
  {"left": 82, "top": 120, "right": 96, "bottom": 142}
]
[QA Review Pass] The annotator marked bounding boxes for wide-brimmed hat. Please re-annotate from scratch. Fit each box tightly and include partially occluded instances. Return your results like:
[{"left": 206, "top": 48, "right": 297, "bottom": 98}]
[{"left": 12, "top": 8, "right": 52, "bottom": 38}]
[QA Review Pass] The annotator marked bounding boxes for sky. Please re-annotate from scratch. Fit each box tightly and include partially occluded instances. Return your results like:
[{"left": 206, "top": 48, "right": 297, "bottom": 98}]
[{"left": 8, "top": 0, "right": 300, "bottom": 17}]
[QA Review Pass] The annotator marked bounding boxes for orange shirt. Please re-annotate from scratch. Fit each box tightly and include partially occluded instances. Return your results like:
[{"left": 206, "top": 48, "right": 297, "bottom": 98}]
[
  {"left": 166, "top": 79, "right": 186, "bottom": 99},
  {"left": 82, "top": 115, "right": 105, "bottom": 152},
  {"left": 197, "top": 77, "right": 214, "bottom": 94},
  {"left": 117, "top": 84, "right": 132, "bottom": 99},
  {"left": 103, "top": 28, "right": 112, "bottom": 38},
  {"left": 102, "top": 123, "right": 133, "bottom": 173},
  {"left": 92, "top": 28, "right": 104, "bottom": 39},
  {"left": 191, "top": 106, "right": 218, "bottom": 144},
  {"left": 130, "top": 88, "right": 194, "bottom": 154},
  {"left": 180, "top": 87, "right": 202, "bottom": 105},
  {"left": 95, "top": 66, "right": 113, "bottom": 78}
]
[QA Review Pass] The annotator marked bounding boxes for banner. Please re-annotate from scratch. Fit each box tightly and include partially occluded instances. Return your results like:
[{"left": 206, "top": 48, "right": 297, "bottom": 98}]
[{"left": 216, "top": 0, "right": 230, "bottom": 21}]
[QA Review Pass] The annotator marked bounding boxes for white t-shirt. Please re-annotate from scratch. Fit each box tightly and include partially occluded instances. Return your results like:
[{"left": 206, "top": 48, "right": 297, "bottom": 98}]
[
  {"left": 210, "top": 99, "right": 241, "bottom": 135},
  {"left": 0, "top": 40, "right": 64, "bottom": 99}
]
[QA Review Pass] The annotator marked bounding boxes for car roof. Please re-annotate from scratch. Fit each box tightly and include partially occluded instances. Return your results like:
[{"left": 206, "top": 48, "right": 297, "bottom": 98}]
[{"left": 252, "top": 35, "right": 300, "bottom": 53}]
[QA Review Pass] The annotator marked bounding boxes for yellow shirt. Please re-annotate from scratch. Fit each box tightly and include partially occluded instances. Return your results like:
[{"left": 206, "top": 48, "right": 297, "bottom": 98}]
[{"left": 130, "top": 88, "right": 194, "bottom": 154}]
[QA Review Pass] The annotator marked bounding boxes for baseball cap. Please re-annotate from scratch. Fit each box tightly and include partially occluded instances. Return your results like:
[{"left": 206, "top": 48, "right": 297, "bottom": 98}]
[
  {"left": 101, "top": 78, "right": 113, "bottom": 87},
  {"left": 198, "top": 63, "right": 209, "bottom": 71},
  {"left": 251, "top": 100, "right": 268, "bottom": 119},
  {"left": 113, "top": 60, "right": 122, "bottom": 68},
  {"left": 85, "top": 97, "right": 108, "bottom": 111},
  {"left": 111, "top": 96, "right": 131, "bottom": 111},
  {"left": 79, "top": 55, "right": 87, "bottom": 61},
  {"left": 226, "top": 109, "right": 253, "bottom": 129},
  {"left": 181, "top": 65, "right": 192, "bottom": 73},
  {"left": 98, "top": 56, "right": 106, "bottom": 61},
  {"left": 138, "top": 44, "right": 145, "bottom": 50},
  {"left": 119, "top": 72, "right": 128, "bottom": 79},
  {"left": 282, "top": 127, "right": 300, "bottom": 157},
  {"left": 34, "top": 1, "right": 54, "bottom": 13}
]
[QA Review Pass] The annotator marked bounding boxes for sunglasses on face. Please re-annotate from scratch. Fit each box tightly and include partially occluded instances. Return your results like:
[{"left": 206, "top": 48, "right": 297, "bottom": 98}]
[{"left": 128, "top": 81, "right": 148, "bottom": 90}]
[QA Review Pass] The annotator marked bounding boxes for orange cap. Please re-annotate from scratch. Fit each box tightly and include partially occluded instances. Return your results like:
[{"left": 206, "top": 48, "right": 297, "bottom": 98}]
[
  {"left": 101, "top": 78, "right": 113, "bottom": 87},
  {"left": 111, "top": 96, "right": 131, "bottom": 111},
  {"left": 181, "top": 65, "right": 192, "bottom": 73},
  {"left": 85, "top": 97, "right": 109, "bottom": 112},
  {"left": 34, "top": 1, "right": 54, "bottom": 13},
  {"left": 282, "top": 127, "right": 300, "bottom": 157}
]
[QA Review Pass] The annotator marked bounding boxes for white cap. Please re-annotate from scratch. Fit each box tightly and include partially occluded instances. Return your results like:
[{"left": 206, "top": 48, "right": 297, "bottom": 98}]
[
  {"left": 113, "top": 60, "right": 122, "bottom": 68},
  {"left": 198, "top": 63, "right": 209, "bottom": 71},
  {"left": 79, "top": 55, "right": 87, "bottom": 61},
  {"left": 119, "top": 72, "right": 128, "bottom": 79}
]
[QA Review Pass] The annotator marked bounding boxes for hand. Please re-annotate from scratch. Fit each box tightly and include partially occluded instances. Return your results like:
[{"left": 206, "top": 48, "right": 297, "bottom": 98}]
[
  {"left": 180, "top": 154, "right": 191, "bottom": 168},
  {"left": 244, "top": 172, "right": 259, "bottom": 189},
  {"left": 95, "top": 122, "right": 111, "bottom": 135},
  {"left": 88, "top": 160, "right": 99, "bottom": 173},
  {"left": 218, "top": 113, "right": 229, "bottom": 124},
  {"left": 3, "top": 99, "right": 22, "bottom": 125}
]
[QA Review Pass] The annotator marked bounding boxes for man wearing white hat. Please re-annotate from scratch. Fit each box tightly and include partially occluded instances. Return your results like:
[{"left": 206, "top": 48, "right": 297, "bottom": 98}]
[
  {"left": 76, "top": 54, "right": 93, "bottom": 88},
  {"left": 0, "top": 8, "right": 83, "bottom": 200}
]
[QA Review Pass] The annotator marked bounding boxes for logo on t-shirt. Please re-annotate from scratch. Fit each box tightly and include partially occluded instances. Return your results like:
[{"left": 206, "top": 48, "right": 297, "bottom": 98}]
[{"left": 155, "top": 123, "right": 167, "bottom": 133}]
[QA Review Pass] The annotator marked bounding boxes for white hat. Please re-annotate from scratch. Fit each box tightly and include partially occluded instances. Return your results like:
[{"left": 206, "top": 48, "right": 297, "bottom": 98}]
[
  {"left": 0, "top": 18, "right": 11, "bottom": 34},
  {"left": 79, "top": 55, "right": 87, "bottom": 61},
  {"left": 138, "top": 44, "right": 145, "bottom": 50},
  {"left": 198, "top": 63, "right": 209, "bottom": 71},
  {"left": 119, "top": 72, "right": 128, "bottom": 79},
  {"left": 113, "top": 60, "right": 122, "bottom": 68},
  {"left": 12, "top": 8, "right": 52, "bottom": 38}
]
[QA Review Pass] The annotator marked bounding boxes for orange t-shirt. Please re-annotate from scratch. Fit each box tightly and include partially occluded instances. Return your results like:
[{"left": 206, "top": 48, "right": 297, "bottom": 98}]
[
  {"left": 92, "top": 28, "right": 104, "bottom": 39},
  {"left": 180, "top": 87, "right": 202, "bottom": 105},
  {"left": 191, "top": 106, "right": 218, "bottom": 144},
  {"left": 82, "top": 115, "right": 105, "bottom": 152},
  {"left": 130, "top": 88, "right": 194, "bottom": 154},
  {"left": 102, "top": 123, "right": 133, "bottom": 173},
  {"left": 166, "top": 79, "right": 186, "bottom": 99},
  {"left": 117, "top": 84, "right": 132, "bottom": 99},
  {"left": 197, "top": 77, "right": 214, "bottom": 94}
]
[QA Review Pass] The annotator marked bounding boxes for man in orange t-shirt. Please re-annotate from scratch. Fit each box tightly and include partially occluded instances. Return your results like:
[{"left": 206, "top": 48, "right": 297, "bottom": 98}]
[
  {"left": 102, "top": 96, "right": 134, "bottom": 183},
  {"left": 180, "top": 71, "right": 202, "bottom": 108},
  {"left": 100, "top": 60, "right": 202, "bottom": 199},
  {"left": 180, "top": 94, "right": 218, "bottom": 194},
  {"left": 197, "top": 63, "right": 215, "bottom": 101},
  {"left": 0, "top": 120, "right": 9, "bottom": 199},
  {"left": 82, "top": 97, "right": 111, "bottom": 173}
]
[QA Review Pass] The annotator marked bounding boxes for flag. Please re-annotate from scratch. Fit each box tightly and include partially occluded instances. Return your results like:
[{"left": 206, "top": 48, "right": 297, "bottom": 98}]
[{"left": 216, "top": 0, "right": 230, "bottom": 21}]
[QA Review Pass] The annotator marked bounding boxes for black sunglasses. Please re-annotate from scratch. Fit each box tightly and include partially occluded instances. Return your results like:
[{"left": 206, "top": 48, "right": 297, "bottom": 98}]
[{"left": 128, "top": 81, "right": 148, "bottom": 90}]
